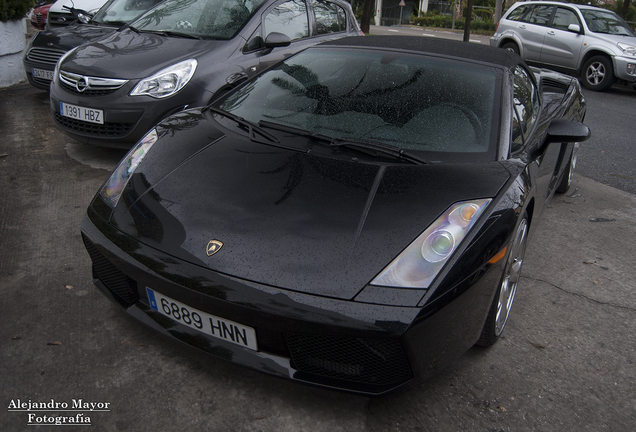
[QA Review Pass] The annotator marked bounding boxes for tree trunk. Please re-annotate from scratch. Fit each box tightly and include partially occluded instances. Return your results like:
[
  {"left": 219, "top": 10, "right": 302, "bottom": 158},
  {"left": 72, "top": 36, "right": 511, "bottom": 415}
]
[
  {"left": 463, "top": 0, "right": 473, "bottom": 42},
  {"left": 360, "top": 0, "right": 375, "bottom": 34},
  {"left": 494, "top": 0, "right": 505, "bottom": 25},
  {"left": 621, "top": 0, "right": 631, "bottom": 19}
]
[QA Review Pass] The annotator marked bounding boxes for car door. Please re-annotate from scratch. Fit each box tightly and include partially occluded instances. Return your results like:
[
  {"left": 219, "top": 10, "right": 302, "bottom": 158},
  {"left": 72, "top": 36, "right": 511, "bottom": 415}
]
[
  {"left": 512, "top": 66, "right": 561, "bottom": 214},
  {"left": 516, "top": 4, "right": 555, "bottom": 62},
  {"left": 540, "top": 6, "right": 585, "bottom": 70}
]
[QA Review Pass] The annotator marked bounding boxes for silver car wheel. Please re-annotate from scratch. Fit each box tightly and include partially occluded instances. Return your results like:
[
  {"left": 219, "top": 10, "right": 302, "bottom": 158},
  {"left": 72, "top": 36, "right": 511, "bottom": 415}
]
[
  {"left": 586, "top": 61, "right": 606, "bottom": 86},
  {"left": 494, "top": 218, "right": 528, "bottom": 336}
]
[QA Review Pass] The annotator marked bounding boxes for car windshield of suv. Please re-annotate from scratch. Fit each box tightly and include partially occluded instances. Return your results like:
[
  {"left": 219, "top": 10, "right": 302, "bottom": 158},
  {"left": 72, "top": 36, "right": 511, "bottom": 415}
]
[
  {"left": 218, "top": 48, "right": 500, "bottom": 162},
  {"left": 582, "top": 9, "right": 636, "bottom": 36},
  {"left": 92, "top": 0, "right": 165, "bottom": 26},
  {"left": 130, "top": 0, "right": 267, "bottom": 39}
]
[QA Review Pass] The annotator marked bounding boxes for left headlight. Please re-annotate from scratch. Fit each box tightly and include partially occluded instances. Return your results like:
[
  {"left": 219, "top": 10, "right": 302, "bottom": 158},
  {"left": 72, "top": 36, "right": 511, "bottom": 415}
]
[
  {"left": 618, "top": 42, "right": 636, "bottom": 57},
  {"left": 371, "top": 199, "right": 491, "bottom": 289},
  {"left": 130, "top": 59, "right": 197, "bottom": 99},
  {"left": 99, "top": 129, "right": 158, "bottom": 207}
]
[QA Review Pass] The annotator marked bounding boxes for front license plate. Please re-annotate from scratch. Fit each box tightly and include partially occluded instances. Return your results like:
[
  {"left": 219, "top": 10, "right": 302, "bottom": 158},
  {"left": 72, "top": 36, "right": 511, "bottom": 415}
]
[
  {"left": 59, "top": 102, "right": 104, "bottom": 124},
  {"left": 146, "top": 288, "right": 258, "bottom": 351},
  {"left": 32, "top": 68, "right": 54, "bottom": 80}
]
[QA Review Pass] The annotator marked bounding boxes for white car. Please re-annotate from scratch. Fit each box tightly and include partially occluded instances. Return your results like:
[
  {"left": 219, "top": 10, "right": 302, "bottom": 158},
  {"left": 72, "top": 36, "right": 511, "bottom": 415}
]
[
  {"left": 46, "top": 0, "right": 108, "bottom": 29},
  {"left": 491, "top": 1, "right": 636, "bottom": 91}
]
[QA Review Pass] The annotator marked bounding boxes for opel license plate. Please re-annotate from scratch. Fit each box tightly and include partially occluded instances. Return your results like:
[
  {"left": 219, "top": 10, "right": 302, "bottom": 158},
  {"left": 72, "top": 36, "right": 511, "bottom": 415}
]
[
  {"left": 146, "top": 288, "right": 258, "bottom": 351},
  {"left": 59, "top": 102, "right": 104, "bottom": 124}
]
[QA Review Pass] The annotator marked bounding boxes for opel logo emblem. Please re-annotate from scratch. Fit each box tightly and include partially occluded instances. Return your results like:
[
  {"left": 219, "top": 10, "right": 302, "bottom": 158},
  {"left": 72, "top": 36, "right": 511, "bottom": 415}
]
[
  {"left": 75, "top": 77, "right": 88, "bottom": 93},
  {"left": 206, "top": 240, "right": 223, "bottom": 256}
]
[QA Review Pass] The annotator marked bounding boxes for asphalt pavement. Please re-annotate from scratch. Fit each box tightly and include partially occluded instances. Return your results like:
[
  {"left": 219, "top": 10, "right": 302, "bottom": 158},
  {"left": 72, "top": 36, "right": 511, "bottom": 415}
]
[{"left": 1, "top": 77, "right": 636, "bottom": 431}]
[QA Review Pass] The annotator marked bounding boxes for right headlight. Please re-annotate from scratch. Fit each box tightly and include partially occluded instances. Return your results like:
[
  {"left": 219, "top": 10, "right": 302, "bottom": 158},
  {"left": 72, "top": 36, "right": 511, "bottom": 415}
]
[
  {"left": 130, "top": 59, "right": 197, "bottom": 99},
  {"left": 371, "top": 199, "right": 491, "bottom": 289}
]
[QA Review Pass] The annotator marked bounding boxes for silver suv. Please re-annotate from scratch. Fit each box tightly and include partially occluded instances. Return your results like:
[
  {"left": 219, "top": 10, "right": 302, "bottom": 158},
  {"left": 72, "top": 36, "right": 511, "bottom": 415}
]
[{"left": 490, "top": 1, "right": 636, "bottom": 91}]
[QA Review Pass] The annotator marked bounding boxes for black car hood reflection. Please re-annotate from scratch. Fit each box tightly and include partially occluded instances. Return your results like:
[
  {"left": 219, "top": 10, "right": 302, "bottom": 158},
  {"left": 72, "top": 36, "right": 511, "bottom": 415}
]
[
  {"left": 32, "top": 23, "right": 119, "bottom": 51},
  {"left": 63, "top": 30, "right": 228, "bottom": 78},
  {"left": 111, "top": 116, "right": 511, "bottom": 300}
]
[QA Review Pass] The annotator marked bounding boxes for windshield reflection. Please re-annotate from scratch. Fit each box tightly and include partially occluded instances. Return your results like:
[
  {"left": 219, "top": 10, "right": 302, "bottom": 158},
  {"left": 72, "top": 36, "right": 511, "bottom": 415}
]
[
  {"left": 582, "top": 10, "right": 636, "bottom": 36},
  {"left": 218, "top": 48, "right": 500, "bottom": 160},
  {"left": 130, "top": 0, "right": 267, "bottom": 39}
]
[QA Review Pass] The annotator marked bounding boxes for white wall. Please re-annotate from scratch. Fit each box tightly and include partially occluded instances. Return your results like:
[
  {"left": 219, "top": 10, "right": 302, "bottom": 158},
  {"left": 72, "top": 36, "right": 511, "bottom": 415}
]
[{"left": 0, "top": 19, "right": 27, "bottom": 88}]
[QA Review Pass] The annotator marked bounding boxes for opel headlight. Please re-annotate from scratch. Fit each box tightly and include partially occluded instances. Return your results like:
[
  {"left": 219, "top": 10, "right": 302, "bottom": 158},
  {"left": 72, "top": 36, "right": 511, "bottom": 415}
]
[
  {"left": 371, "top": 199, "right": 491, "bottom": 289},
  {"left": 130, "top": 59, "right": 197, "bottom": 99},
  {"left": 99, "top": 129, "right": 158, "bottom": 207},
  {"left": 618, "top": 42, "right": 636, "bottom": 57}
]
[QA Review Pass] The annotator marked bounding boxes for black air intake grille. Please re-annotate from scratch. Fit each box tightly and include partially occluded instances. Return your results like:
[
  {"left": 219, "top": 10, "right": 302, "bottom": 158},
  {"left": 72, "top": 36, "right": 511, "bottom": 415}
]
[
  {"left": 542, "top": 78, "right": 569, "bottom": 92},
  {"left": 286, "top": 334, "right": 412, "bottom": 387},
  {"left": 54, "top": 113, "right": 134, "bottom": 138},
  {"left": 82, "top": 234, "right": 138, "bottom": 306}
]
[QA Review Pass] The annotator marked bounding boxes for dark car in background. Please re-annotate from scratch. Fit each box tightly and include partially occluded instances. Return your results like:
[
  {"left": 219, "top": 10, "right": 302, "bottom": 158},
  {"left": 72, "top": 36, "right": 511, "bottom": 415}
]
[
  {"left": 24, "top": 0, "right": 164, "bottom": 91},
  {"left": 81, "top": 36, "right": 590, "bottom": 394},
  {"left": 49, "top": 0, "right": 362, "bottom": 148},
  {"left": 490, "top": 1, "right": 636, "bottom": 91}
]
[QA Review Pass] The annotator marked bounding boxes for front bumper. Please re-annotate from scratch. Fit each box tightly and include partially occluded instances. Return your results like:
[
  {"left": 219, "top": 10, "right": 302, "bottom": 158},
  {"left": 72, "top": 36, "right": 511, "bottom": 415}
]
[
  {"left": 613, "top": 54, "right": 636, "bottom": 83},
  {"left": 49, "top": 76, "right": 209, "bottom": 148},
  {"left": 80, "top": 206, "right": 503, "bottom": 394},
  {"left": 23, "top": 49, "right": 66, "bottom": 91}
]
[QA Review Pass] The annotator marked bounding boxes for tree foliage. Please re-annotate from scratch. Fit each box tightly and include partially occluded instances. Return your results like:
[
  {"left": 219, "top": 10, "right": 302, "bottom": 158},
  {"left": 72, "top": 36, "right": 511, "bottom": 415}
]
[{"left": 1, "top": 0, "right": 35, "bottom": 22}]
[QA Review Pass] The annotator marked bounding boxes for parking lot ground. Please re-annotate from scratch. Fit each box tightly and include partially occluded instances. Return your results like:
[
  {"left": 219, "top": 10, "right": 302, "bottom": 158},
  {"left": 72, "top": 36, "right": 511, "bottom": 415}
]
[{"left": 1, "top": 83, "right": 635, "bottom": 431}]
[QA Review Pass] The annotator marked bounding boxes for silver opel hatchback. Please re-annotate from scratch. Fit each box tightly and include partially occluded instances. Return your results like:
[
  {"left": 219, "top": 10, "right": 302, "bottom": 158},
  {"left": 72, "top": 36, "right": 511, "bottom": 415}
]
[{"left": 491, "top": 1, "right": 636, "bottom": 91}]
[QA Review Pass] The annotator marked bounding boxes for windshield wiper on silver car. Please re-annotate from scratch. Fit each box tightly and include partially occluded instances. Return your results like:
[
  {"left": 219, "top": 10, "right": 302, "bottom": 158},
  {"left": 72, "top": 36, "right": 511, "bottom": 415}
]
[{"left": 206, "top": 107, "right": 279, "bottom": 144}]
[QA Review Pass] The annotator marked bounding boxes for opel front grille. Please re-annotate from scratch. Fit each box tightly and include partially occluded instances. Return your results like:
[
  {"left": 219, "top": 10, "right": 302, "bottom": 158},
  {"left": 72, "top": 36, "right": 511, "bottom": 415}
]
[{"left": 59, "top": 70, "right": 128, "bottom": 96}]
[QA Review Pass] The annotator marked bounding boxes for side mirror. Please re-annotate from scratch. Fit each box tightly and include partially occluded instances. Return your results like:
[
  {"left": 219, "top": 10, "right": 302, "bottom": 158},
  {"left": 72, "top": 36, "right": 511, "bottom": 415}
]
[
  {"left": 568, "top": 23, "right": 581, "bottom": 34},
  {"left": 545, "top": 119, "right": 591, "bottom": 144},
  {"left": 264, "top": 32, "right": 292, "bottom": 49}
]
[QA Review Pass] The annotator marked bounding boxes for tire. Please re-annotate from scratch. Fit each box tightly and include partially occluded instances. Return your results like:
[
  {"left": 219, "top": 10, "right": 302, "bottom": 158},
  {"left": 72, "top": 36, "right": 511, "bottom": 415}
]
[
  {"left": 501, "top": 42, "right": 520, "bottom": 56},
  {"left": 556, "top": 143, "right": 579, "bottom": 194},
  {"left": 476, "top": 216, "right": 529, "bottom": 347},
  {"left": 580, "top": 55, "right": 614, "bottom": 91}
]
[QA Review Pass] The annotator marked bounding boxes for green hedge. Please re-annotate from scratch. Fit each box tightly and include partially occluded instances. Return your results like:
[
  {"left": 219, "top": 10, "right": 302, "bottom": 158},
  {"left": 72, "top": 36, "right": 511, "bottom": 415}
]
[
  {"left": 411, "top": 15, "right": 496, "bottom": 32},
  {"left": 1, "top": 0, "right": 35, "bottom": 22}
]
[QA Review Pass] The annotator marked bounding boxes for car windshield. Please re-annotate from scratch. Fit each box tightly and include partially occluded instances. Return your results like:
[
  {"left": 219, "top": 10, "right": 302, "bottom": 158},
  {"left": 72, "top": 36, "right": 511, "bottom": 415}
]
[
  {"left": 582, "top": 9, "right": 636, "bottom": 36},
  {"left": 218, "top": 48, "right": 500, "bottom": 162},
  {"left": 129, "top": 0, "right": 267, "bottom": 39},
  {"left": 92, "top": 0, "right": 164, "bottom": 26}
]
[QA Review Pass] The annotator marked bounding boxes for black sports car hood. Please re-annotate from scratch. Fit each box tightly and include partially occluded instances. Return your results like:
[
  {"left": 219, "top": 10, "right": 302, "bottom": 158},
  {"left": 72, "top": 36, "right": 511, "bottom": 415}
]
[
  {"left": 107, "top": 114, "right": 511, "bottom": 300},
  {"left": 31, "top": 24, "right": 118, "bottom": 52},
  {"left": 61, "top": 29, "right": 231, "bottom": 78}
]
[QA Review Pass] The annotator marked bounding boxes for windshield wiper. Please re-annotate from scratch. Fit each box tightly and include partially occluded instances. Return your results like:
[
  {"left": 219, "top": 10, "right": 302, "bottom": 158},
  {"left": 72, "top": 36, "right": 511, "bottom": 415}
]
[
  {"left": 205, "top": 107, "right": 279, "bottom": 144},
  {"left": 259, "top": 120, "right": 427, "bottom": 164},
  {"left": 258, "top": 120, "right": 333, "bottom": 142},
  {"left": 330, "top": 137, "right": 429, "bottom": 165},
  {"left": 120, "top": 23, "right": 139, "bottom": 33},
  {"left": 158, "top": 30, "right": 202, "bottom": 40}
]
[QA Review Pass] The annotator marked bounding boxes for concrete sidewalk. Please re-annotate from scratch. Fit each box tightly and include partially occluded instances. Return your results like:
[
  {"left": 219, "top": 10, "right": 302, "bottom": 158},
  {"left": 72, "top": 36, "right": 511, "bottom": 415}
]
[{"left": 1, "top": 83, "right": 635, "bottom": 431}]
